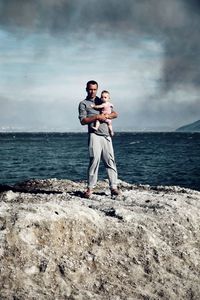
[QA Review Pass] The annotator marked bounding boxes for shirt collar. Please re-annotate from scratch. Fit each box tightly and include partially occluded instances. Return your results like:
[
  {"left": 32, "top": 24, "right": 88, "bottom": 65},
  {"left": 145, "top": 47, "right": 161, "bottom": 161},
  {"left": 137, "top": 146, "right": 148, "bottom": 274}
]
[{"left": 86, "top": 96, "right": 98, "bottom": 102}]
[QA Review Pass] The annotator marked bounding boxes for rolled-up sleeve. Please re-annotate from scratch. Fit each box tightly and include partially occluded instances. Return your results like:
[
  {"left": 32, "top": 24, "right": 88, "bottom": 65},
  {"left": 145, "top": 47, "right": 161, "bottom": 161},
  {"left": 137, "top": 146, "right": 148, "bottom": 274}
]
[{"left": 78, "top": 101, "right": 87, "bottom": 123}]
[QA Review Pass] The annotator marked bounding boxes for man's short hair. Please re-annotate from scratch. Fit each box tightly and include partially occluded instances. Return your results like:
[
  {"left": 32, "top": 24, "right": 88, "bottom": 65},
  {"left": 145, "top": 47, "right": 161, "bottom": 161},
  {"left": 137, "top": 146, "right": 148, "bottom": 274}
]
[{"left": 86, "top": 80, "right": 98, "bottom": 89}]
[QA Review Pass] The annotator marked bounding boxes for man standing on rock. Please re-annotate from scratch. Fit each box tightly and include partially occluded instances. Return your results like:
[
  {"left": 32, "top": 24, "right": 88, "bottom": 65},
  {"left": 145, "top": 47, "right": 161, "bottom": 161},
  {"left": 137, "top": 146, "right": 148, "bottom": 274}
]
[{"left": 78, "top": 80, "right": 120, "bottom": 198}]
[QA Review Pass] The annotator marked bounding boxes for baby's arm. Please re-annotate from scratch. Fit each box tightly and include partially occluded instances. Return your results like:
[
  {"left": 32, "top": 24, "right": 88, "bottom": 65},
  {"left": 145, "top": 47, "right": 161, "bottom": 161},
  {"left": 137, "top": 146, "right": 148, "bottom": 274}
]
[{"left": 91, "top": 103, "right": 106, "bottom": 110}]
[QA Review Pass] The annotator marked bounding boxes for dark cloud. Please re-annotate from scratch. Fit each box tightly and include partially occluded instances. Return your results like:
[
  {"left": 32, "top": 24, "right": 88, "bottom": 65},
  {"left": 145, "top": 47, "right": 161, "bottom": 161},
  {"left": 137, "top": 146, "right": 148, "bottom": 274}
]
[
  {"left": 1, "top": 0, "right": 200, "bottom": 89},
  {"left": 0, "top": 0, "right": 38, "bottom": 30},
  {"left": 183, "top": 0, "right": 200, "bottom": 13},
  {"left": 0, "top": 0, "right": 188, "bottom": 33}
]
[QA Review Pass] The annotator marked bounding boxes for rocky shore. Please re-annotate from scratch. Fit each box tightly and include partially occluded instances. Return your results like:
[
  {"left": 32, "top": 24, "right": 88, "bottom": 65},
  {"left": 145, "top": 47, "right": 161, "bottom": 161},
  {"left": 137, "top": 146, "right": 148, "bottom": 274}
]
[{"left": 0, "top": 179, "right": 200, "bottom": 300}]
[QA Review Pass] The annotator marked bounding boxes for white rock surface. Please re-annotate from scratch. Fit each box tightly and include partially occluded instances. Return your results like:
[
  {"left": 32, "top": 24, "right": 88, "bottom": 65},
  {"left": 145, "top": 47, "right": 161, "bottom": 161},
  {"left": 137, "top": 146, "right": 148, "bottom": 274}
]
[{"left": 0, "top": 179, "right": 200, "bottom": 299}]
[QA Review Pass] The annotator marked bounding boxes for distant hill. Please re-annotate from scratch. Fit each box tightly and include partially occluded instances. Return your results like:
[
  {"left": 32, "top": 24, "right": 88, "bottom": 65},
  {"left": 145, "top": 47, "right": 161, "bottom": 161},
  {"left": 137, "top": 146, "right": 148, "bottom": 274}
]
[{"left": 176, "top": 120, "right": 200, "bottom": 132}]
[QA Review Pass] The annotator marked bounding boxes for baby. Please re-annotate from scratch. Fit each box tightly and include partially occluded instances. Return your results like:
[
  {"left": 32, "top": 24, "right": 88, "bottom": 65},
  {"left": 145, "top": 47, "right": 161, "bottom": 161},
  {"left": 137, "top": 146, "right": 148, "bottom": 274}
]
[{"left": 91, "top": 90, "right": 114, "bottom": 136}]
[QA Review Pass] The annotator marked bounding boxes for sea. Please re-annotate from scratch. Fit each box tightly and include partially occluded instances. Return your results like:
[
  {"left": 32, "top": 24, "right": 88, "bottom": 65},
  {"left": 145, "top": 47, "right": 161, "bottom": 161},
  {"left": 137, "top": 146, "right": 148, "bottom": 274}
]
[{"left": 0, "top": 132, "right": 200, "bottom": 191}]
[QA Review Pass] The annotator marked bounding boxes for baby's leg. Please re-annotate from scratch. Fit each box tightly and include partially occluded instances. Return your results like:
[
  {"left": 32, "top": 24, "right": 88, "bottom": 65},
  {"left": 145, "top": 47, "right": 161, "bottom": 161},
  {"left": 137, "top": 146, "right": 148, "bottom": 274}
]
[
  {"left": 92, "top": 120, "right": 100, "bottom": 131},
  {"left": 108, "top": 122, "right": 114, "bottom": 136}
]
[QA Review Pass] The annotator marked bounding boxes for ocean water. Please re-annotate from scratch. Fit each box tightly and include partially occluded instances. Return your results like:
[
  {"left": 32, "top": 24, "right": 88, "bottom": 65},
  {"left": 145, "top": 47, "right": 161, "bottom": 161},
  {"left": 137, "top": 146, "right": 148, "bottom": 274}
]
[{"left": 0, "top": 132, "right": 199, "bottom": 191}]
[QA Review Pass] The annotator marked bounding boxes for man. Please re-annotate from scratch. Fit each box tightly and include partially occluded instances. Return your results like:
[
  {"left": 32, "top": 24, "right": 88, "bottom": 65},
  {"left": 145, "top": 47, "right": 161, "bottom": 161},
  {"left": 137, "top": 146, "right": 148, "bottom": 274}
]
[{"left": 78, "top": 80, "right": 120, "bottom": 198}]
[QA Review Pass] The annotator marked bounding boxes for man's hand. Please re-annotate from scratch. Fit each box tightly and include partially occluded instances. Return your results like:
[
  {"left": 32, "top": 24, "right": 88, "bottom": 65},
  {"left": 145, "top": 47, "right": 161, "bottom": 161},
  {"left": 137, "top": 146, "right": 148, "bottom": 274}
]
[{"left": 97, "top": 114, "right": 108, "bottom": 122}]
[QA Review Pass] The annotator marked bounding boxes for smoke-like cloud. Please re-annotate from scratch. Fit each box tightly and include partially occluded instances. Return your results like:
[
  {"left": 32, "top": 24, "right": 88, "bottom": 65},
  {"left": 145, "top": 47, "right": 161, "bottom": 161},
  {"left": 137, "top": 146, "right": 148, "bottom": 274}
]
[{"left": 0, "top": 0, "right": 200, "bottom": 90}]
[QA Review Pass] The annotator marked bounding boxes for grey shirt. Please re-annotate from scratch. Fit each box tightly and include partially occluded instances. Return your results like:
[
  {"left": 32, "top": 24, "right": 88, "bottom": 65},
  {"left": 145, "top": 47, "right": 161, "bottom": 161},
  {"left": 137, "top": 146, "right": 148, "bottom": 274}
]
[{"left": 78, "top": 96, "right": 113, "bottom": 136}]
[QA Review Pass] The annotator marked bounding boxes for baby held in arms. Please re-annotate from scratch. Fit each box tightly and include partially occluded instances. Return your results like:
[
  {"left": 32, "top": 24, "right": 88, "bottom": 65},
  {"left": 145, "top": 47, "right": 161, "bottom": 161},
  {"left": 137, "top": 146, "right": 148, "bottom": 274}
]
[{"left": 91, "top": 90, "right": 114, "bottom": 136}]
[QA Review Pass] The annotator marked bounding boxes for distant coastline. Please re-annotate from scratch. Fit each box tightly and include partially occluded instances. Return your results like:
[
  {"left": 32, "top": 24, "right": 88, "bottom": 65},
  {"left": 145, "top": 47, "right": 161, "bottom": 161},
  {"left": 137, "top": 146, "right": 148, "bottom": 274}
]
[{"left": 176, "top": 119, "right": 200, "bottom": 132}]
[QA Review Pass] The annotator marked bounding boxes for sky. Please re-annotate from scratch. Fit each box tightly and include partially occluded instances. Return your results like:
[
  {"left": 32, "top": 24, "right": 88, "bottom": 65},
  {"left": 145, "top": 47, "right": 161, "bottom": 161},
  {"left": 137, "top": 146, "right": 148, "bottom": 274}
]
[{"left": 0, "top": 0, "right": 200, "bottom": 131}]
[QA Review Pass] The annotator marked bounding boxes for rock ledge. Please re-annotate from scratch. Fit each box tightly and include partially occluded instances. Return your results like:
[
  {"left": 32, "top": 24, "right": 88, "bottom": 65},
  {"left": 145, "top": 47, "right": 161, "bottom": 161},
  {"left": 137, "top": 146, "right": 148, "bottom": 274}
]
[{"left": 0, "top": 179, "right": 200, "bottom": 300}]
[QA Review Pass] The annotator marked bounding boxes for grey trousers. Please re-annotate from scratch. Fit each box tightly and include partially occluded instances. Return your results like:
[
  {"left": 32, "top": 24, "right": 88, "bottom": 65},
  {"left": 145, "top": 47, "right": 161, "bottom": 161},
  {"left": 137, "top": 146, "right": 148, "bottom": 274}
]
[{"left": 87, "top": 133, "right": 118, "bottom": 189}]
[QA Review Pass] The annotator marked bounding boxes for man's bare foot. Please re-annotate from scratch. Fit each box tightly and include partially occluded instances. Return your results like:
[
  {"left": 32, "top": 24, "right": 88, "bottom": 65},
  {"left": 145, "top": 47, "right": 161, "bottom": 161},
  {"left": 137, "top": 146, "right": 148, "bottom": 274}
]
[
  {"left": 110, "top": 188, "right": 120, "bottom": 197},
  {"left": 83, "top": 188, "right": 93, "bottom": 198}
]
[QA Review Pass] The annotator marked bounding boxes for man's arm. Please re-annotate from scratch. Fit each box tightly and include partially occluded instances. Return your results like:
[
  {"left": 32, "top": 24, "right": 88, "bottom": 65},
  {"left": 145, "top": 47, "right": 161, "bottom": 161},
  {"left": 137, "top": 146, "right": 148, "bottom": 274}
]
[
  {"left": 106, "top": 111, "right": 118, "bottom": 120},
  {"left": 81, "top": 114, "right": 106, "bottom": 125},
  {"left": 81, "top": 111, "right": 118, "bottom": 125},
  {"left": 79, "top": 101, "right": 118, "bottom": 125}
]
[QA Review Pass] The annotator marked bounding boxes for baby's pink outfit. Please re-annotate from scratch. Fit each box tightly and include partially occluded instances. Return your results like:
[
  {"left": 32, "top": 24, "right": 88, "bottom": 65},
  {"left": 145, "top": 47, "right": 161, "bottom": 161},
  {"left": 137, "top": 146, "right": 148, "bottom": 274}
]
[{"left": 101, "top": 102, "right": 113, "bottom": 124}]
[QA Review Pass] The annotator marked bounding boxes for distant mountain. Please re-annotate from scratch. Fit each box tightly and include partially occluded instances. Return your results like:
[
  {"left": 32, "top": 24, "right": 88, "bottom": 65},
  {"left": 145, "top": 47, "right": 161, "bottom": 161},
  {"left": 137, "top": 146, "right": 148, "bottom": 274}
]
[{"left": 176, "top": 120, "right": 200, "bottom": 132}]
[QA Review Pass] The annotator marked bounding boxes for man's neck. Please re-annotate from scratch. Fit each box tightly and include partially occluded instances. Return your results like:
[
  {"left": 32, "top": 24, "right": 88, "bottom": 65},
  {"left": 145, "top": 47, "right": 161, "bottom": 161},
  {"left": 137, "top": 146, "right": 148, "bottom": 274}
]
[{"left": 86, "top": 96, "right": 98, "bottom": 101}]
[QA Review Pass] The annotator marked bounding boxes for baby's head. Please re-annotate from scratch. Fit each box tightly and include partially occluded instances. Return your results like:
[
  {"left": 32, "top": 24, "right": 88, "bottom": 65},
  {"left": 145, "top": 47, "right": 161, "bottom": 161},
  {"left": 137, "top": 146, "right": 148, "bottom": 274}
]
[{"left": 101, "top": 90, "right": 110, "bottom": 103}]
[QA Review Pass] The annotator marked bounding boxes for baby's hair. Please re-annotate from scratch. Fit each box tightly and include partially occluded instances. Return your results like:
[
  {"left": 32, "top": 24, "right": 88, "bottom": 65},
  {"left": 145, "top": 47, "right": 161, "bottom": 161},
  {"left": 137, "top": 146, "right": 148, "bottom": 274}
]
[{"left": 101, "top": 90, "right": 110, "bottom": 95}]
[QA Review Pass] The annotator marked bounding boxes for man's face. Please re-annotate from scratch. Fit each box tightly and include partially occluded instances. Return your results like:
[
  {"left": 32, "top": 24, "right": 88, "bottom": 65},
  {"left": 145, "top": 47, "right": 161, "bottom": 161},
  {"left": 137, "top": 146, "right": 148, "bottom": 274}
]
[{"left": 86, "top": 84, "right": 98, "bottom": 99}]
